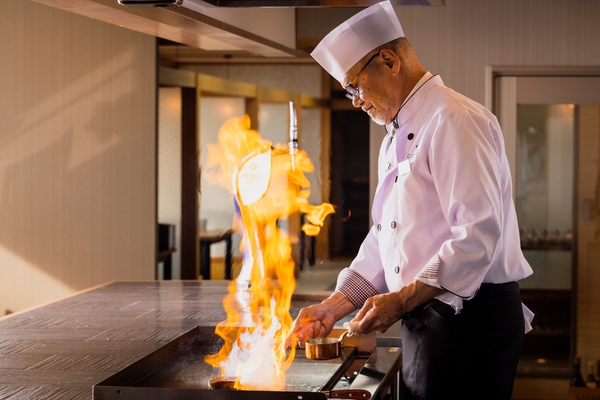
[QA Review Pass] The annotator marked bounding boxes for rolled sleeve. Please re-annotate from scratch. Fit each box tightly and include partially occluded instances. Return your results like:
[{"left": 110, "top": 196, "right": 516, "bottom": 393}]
[
  {"left": 336, "top": 268, "right": 381, "bottom": 309},
  {"left": 416, "top": 255, "right": 444, "bottom": 290}
]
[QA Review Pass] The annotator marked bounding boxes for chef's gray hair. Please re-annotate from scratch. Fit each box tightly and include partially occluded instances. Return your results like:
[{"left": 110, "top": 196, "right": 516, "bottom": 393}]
[
  {"left": 343, "top": 37, "right": 419, "bottom": 86},
  {"left": 374, "top": 37, "right": 423, "bottom": 74},
  {"left": 374, "top": 37, "right": 412, "bottom": 58}
]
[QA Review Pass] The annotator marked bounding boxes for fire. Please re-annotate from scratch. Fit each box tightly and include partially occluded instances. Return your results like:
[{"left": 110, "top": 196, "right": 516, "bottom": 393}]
[{"left": 204, "top": 114, "right": 334, "bottom": 390}]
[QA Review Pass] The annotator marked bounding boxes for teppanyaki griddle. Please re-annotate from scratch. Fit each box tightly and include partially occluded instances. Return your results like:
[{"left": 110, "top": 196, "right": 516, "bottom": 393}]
[{"left": 92, "top": 326, "right": 402, "bottom": 400}]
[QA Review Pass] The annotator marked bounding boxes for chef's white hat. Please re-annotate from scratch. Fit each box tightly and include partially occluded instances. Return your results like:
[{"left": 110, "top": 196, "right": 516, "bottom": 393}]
[{"left": 311, "top": 0, "right": 405, "bottom": 83}]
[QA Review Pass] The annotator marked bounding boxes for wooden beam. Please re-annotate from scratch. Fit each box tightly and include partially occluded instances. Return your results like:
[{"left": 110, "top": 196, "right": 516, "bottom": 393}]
[
  {"left": 159, "top": 67, "right": 196, "bottom": 88},
  {"left": 197, "top": 74, "right": 257, "bottom": 98}
]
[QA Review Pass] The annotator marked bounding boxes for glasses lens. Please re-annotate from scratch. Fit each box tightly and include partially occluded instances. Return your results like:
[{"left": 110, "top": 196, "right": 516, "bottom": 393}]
[
  {"left": 345, "top": 84, "right": 359, "bottom": 99},
  {"left": 344, "top": 52, "right": 378, "bottom": 100}
]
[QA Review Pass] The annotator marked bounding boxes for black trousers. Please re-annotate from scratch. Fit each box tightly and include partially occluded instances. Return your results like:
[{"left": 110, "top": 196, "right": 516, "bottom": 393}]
[{"left": 400, "top": 282, "right": 524, "bottom": 400}]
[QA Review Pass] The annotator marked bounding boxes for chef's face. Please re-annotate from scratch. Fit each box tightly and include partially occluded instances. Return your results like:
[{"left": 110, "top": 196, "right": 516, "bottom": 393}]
[{"left": 343, "top": 52, "right": 396, "bottom": 126}]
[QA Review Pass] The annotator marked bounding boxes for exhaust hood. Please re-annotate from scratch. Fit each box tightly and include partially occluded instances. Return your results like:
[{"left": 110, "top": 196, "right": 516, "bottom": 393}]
[
  {"left": 32, "top": 0, "right": 444, "bottom": 62},
  {"left": 118, "top": 0, "right": 445, "bottom": 6}
]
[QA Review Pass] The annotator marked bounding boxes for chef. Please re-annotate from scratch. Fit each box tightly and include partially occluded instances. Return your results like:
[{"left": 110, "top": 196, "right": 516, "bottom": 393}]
[{"left": 289, "top": 1, "right": 534, "bottom": 399}]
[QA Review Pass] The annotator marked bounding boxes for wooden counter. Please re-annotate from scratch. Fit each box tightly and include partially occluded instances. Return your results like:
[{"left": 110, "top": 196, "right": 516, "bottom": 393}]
[{"left": 0, "top": 281, "right": 321, "bottom": 399}]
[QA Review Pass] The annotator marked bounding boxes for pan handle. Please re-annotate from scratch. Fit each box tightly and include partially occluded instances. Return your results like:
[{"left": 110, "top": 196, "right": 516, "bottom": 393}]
[
  {"left": 337, "top": 330, "right": 349, "bottom": 344},
  {"left": 323, "top": 389, "right": 371, "bottom": 399}
]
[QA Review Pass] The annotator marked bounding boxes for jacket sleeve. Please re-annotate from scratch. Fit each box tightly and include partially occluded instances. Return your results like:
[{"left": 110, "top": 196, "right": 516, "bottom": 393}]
[
  {"left": 419, "top": 109, "right": 505, "bottom": 299},
  {"left": 348, "top": 224, "right": 387, "bottom": 289}
]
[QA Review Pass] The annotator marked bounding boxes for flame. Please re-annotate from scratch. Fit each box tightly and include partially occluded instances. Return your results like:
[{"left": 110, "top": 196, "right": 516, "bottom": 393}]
[{"left": 204, "top": 115, "right": 334, "bottom": 390}]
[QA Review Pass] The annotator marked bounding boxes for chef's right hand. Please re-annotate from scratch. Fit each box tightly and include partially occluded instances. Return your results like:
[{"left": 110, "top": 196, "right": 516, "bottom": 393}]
[
  {"left": 286, "top": 292, "right": 357, "bottom": 349},
  {"left": 287, "top": 303, "right": 337, "bottom": 348}
]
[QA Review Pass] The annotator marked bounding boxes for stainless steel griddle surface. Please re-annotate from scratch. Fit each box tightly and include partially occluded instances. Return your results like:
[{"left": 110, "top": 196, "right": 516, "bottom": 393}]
[{"left": 93, "top": 325, "right": 365, "bottom": 399}]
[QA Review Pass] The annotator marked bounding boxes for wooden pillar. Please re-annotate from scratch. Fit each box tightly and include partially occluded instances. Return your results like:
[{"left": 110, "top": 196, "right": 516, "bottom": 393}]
[
  {"left": 180, "top": 87, "right": 199, "bottom": 279},
  {"left": 576, "top": 105, "right": 600, "bottom": 363},
  {"left": 316, "top": 70, "right": 332, "bottom": 260},
  {"left": 245, "top": 97, "right": 260, "bottom": 131}
]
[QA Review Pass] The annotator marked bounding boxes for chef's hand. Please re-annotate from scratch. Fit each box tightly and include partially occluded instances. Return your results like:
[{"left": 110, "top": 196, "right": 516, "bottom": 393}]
[
  {"left": 351, "top": 292, "right": 404, "bottom": 334},
  {"left": 351, "top": 280, "right": 446, "bottom": 335},
  {"left": 286, "top": 292, "right": 356, "bottom": 349},
  {"left": 287, "top": 303, "right": 336, "bottom": 349}
]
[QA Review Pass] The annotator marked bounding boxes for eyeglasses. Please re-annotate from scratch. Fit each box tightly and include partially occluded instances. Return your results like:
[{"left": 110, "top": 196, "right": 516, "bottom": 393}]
[{"left": 345, "top": 52, "right": 379, "bottom": 100}]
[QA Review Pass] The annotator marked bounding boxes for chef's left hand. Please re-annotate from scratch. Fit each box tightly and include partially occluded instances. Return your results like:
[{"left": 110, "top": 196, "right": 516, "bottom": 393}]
[
  {"left": 351, "top": 292, "right": 405, "bottom": 335},
  {"left": 351, "top": 280, "right": 447, "bottom": 335}
]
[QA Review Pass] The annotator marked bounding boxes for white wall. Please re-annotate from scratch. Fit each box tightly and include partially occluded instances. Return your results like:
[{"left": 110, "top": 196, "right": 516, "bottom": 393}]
[
  {"left": 158, "top": 88, "right": 182, "bottom": 279},
  {"left": 259, "top": 104, "right": 289, "bottom": 144},
  {"left": 300, "top": 108, "right": 323, "bottom": 205},
  {"left": 200, "top": 97, "right": 246, "bottom": 257},
  {"left": 0, "top": 1, "right": 157, "bottom": 313}
]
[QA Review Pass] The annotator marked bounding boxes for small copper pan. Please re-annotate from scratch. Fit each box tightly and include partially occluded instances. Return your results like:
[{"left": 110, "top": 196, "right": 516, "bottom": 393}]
[
  {"left": 305, "top": 331, "right": 349, "bottom": 360},
  {"left": 209, "top": 376, "right": 237, "bottom": 390}
]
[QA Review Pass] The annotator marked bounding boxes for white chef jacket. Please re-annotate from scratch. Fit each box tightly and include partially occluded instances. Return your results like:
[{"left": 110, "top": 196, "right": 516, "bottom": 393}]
[{"left": 336, "top": 73, "right": 534, "bottom": 325}]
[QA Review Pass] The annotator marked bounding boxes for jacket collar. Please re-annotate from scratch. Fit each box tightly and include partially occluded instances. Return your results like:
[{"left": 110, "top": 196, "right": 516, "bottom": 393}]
[{"left": 386, "top": 72, "right": 442, "bottom": 132}]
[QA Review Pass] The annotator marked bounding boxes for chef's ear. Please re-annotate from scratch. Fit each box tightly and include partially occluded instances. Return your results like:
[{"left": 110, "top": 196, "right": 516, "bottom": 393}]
[{"left": 379, "top": 49, "right": 401, "bottom": 76}]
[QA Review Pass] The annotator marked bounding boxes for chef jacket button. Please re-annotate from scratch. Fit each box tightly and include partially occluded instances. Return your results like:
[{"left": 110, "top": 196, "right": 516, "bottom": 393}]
[
  {"left": 377, "top": 224, "right": 382, "bottom": 231},
  {"left": 408, "top": 133, "right": 415, "bottom": 140},
  {"left": 394, "top": 266, "right": 400, "bottom": 274},
  {"left": 386, "top": 162, "right": 392, "bottom": 171},
  {"left": 391, "top": 221, "right": 396, "bottom": 228}
]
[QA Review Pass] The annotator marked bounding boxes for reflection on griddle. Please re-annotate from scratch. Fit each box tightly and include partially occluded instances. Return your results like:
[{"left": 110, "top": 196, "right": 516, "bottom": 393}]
[{"left": 360, "top": 365, "right": 386, "bottom": 380}]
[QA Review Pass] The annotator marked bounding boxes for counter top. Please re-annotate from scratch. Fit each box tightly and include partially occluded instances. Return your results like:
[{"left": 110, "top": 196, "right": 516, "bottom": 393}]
[{"left": 0, "top": 281, "right": 323, "bottom": 399}]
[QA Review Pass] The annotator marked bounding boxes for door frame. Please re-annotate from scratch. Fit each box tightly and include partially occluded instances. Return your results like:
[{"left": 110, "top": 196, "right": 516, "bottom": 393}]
[{"left": 488, "top": 65, "right": 600, "bottom": 371}]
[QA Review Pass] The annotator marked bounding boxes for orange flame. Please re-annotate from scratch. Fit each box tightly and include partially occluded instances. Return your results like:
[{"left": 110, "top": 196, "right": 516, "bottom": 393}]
[{"left": 204, "top": 115, "right": 334, "bottom": 390}]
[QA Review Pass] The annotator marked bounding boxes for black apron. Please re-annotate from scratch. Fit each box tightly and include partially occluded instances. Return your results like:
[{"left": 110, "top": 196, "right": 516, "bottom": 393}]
[{"left": 401, "top": 282, "right": 525, "bottom": 400}]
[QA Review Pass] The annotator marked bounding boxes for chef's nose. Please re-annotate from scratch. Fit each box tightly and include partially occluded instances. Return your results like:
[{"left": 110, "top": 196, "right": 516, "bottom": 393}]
[{"left": 352, "top": 94, "right": 363, "bottom": 108}]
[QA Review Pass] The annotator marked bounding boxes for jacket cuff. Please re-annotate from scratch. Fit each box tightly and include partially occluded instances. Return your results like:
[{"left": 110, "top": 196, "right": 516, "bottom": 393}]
[
  {"left": 335, "top": 268, "right": 380, "bottom": 309},
  {"left": 417, "top": 254, "right": 440, "bottom": 281}
]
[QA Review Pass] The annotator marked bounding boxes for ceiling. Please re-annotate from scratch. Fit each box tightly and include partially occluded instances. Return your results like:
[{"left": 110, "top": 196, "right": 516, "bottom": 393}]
[{"left": 31, "top": 0, "right": 446, "bottom": 66}]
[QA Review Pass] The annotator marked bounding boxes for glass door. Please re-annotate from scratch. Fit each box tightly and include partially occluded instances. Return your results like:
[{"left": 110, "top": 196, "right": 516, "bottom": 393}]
[
  {"left": 515, "top": 104, "right": 574, "bottom": 371},
  {"left": 495, "top": 72, "right": 600, "bottom": 376}
]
